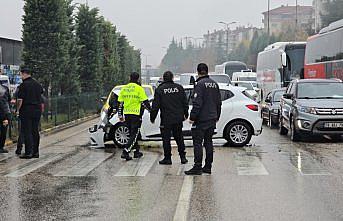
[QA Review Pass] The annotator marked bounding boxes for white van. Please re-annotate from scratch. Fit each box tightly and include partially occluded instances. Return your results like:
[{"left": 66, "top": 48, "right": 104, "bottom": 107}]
[{"left": 232, "top": 71, "right": 257, "bottom": 82}]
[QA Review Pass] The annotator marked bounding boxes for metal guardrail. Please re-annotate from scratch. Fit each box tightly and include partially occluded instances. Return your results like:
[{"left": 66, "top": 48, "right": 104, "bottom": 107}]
[{"left": 8, "top": 93, "right": 102, "bottom": 140}]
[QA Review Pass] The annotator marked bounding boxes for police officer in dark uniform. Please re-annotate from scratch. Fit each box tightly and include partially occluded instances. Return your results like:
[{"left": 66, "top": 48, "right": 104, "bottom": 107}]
[
  {"left": 150, "top": 71, "right": 189, "bottom": 165},
  {"left": 185, "top": 63, "right": 222, "bottom": 175},
  {"left": 17, "top": 67, "right": 44, "bottom": 159},
  {"left": 0, "top": 84, "right": 11, "bottom": 153}
]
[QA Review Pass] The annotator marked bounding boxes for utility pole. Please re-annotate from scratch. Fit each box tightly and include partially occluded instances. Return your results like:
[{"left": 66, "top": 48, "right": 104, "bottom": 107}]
[
  {"left": 218, "top": 21, "right": 237, "bottom": 57},
  {"left": 295, "top": 0, "right": 298, "bottom": 41},
  {"left": 267, "top": 0, "right": 270, "bottom": 38}
]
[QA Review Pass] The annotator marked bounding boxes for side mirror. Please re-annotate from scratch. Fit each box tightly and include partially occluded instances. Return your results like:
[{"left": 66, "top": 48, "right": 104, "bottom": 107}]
[
  {"left": 100, "top": 96, "right": 107, "bottom": 103},
  {"left": 283, "top": 93, "right": 293, "bottom": 100},
  {"left": 281, "top": 52, "right": 287, "bottom": 67}
]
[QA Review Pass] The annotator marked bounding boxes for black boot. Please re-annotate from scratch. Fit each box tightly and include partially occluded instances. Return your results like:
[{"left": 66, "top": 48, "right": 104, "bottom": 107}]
[
  {"left": 185, "top": 165, "right": 202, "bottom": 175},
  {"left": 15, "top": 148, "right": 22, "bottom": 155},
  {"left": 121, "top": 150, "right": 132, "bottom": 161},
  {"left": 133, "top": 151, "right": 143, "bottom": 159},
  {"left": 180, "top": 155, "right": 188, "bottom": 164},
  {"left": 159, "top": 157, "right": 172, "bottom": 165},
  {"left": 202, "top": 164, "right": 212, "bottom": 174}
]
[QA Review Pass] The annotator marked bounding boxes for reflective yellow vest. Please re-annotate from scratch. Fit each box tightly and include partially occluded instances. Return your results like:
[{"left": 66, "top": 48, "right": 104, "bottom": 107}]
[{"left": 118, "top": 83, "right": 148, "bottom": 115}]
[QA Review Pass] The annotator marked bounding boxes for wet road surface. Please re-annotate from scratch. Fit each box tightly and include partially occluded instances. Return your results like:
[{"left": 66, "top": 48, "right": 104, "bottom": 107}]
[{"left": 0, "top": 120, "right": 342, "bottom": 221}]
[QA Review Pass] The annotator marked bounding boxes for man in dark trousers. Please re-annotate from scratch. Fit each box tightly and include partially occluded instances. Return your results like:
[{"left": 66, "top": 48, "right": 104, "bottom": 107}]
[
  {"left": 118, "top": 72, "right": 151, "bottom": 161},
  {"left": 0, "top": 84, "right": 11, "bottom": 153},
  {"left": 150, "top": 71, "right": 189, "bottom": 165},
  {"left": 185, "top": 63, "right": 222, "bottom": 175},
  {"left": 17, "top": 67, "right": 44, "bottom": 159}
]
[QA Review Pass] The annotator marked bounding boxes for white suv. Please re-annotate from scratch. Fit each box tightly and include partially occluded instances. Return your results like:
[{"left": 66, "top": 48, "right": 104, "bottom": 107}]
[{"left": 89, "top": 84, "right": 263, "bottom": 148}]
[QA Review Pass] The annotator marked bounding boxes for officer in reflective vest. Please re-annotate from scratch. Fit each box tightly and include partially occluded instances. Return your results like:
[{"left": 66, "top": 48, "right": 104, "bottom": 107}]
[{"left": 118, "top": 72, "right": 151, "bottom": 161}]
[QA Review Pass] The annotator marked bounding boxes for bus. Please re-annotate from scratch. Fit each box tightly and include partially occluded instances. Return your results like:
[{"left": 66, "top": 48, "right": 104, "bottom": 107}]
[
  {"left": 257, "top": 42, "right": 306, "bottom": 99},
  {"left": 215, "top": 61, "right": 247, "bottom": 80},
  {"left": 304, "top": 19, "right": 343, "bottom": 80}
]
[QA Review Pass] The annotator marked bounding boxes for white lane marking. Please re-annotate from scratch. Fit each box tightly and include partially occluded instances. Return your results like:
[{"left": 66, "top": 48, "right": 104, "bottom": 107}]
[
  {"left": 289, "top": 152, "right": 331, "bottom": 176},
  {"left": 176, "top": 156, "right": 194, "bottom": 176},
  {"left": 234, "top": 153, "right": 269, "bottom": 175},
  {"left": 5, "top": 154, "right": 65, "bottom": 177},
  {"left": 0, "top": 155, "right": 11, "bottom": 162},
  {"left": 173, "top": 176, "right": 194, "bottom": 221},
  {"left": 54, "top": 152, "right": 112, "bottom": 177},
  {"left": 115, "top": 154, "right": 158, "bottom": 177}
]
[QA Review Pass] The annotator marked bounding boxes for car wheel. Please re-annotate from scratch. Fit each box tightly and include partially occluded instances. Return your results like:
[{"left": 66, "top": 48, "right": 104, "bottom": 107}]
[
  {"left": 267, "top": 113, "right": 275, "bottom": 129},
  {"left": 279, "top": 116, "right": 288, "bottom": 135},
  {"left": 290, "top": 118, "right": 301, "bottom": 142},
  {"left": 112, "top": 123, "right": 129, "bottom": 148},
  {"left": 225, "top": 120, "right": 252, "bottom": 147}
]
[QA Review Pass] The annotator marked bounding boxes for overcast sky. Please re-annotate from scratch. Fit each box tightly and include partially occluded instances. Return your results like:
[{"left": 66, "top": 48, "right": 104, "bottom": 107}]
[{"left": 1, "top": 0, "right": 312, "bottom": 67}]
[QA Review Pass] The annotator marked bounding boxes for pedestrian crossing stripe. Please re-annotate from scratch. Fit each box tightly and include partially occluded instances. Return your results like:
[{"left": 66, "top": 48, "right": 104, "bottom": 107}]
[
  {"left": 4, "top": 154, "right": 65, "bottom": 177},
  {"left": 234, "top": 153, "right": 269, "bottom": 175},
  {"left": 115, "top": 153, "right": 158, "bottom": 177},
  {"left": 54, "top": 152, "right": 112, "bottom": 177}
]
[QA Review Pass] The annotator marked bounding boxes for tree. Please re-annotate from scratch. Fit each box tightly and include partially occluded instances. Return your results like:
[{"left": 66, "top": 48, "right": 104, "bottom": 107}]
[
  {"left": 22, "top": 0, "right": 70, "bottom": 97},
  {"left": 321, "top": 0, "right": 343, "bottom": 28},
  {"left": 75, "top": 5, "right": 102, "bottom": 93},
  {"left": 61, "top": 0, "right": 81, "bottom": 95}
]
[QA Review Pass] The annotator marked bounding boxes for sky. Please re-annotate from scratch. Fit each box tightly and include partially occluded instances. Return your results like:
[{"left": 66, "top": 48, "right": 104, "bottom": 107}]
[{"left": 1, "top": 0, "right": 313, "bottom": 68}]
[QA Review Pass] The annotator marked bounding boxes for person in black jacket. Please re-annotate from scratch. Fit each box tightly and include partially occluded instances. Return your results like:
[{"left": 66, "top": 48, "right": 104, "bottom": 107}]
[
  {"left": 17, "top": 67, "right": 44, "bottom": 159},
  {"left": 150, "top": 71, "right": 189, "bottom": 165},
  {"left": 0, "top": 84, "right": 11, "bottom": 153},
  {"left": 185, "top": 63, "right": 222, "bottom": 175}
]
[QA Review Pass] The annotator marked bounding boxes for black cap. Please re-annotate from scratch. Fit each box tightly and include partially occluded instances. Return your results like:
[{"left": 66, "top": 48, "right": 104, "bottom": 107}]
[
  {"left": 20, "top": 67, "right": 30, "bottom": 74},
  {"left": 197, "top": 63, "right": 208, "bottom": 75}
]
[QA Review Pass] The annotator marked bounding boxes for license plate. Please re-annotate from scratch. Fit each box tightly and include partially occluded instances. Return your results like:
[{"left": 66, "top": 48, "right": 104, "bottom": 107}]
[{"left": 324, "top": 122, "right": 343, "bottom": 128}]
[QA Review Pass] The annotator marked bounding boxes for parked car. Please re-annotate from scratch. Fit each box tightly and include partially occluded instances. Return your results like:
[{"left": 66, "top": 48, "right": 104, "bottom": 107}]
[
  {"left": 279, "top": 79, "right": 343, "bottom": 141},
  {"left": 232, "top": 81, "right": 259, "bottom": 101},
  {"left": 89, "top": 84, "right": 154, "bottom": 147},
  {"left": 89, "top": 84, "right": 263, "bottom": 148},
  {"left": 261, "top": 88, "right": 286, "bottom": 128},
  {"left": 180, "top": 73, "right": 231, "bottom": 86}
]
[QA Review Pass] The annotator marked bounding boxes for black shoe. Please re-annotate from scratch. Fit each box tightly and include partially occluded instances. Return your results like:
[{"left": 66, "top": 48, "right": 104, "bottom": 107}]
[
  {"left": 180, "top": 156, "right": 188, "bottom": 164},
  {"left": 133, "top": 151, "right": 143, "bottom": 159},
  {"left": 185, "top": 166, "right": 202, "bottom": 175},
  {"left": 32, "top": 154, "right": 39, "bottom": 158},
  {"left": 121, "top": 151, "right": 132, "bottom": 161},
  {"left": 202, "top": 166, "right": 212, "bottom": 174},
  {"left": 159, "top": 158, "right": 172, "bottom": 165},
  {"left": 19, "top": 154, "right": 33, "bottom": 159},
  {"left": 0, "top": 149, "right": 8, "bottom": 154},
  {"left": 15, "top": 149, "right": 22, "bottom": 155}
]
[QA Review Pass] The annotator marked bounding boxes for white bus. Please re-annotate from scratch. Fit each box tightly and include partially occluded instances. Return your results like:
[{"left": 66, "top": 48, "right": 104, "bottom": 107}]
[
  {"left": 256, "top": 42, "right": 306, "bottom": 99},
  {"left": 215, "top": 61, "right": 247, "bottom": 80}
]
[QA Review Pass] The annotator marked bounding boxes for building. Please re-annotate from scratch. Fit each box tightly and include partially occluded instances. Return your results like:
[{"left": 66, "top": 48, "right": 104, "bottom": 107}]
[
  {"left": 0, "top": 37, "right": 22, "bottom": 76},
  {"left": 262, "top": 5, "right": 314, "bottom": 34},
  {"left": 203, "top": 26, "right": 262, "bottom": 53}
]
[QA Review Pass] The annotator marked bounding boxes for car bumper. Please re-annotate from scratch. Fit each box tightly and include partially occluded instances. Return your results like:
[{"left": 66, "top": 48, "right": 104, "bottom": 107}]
[
  {"left": 295, "top": 113, "right": 343, "bottom": 135},
  {"left": 89, "top": 123, "right": 106, "bottom": 148}
]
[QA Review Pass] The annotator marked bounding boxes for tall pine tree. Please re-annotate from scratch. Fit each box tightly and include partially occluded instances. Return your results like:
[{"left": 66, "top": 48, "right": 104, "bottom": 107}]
[{"left": 22, "top": 0, "right": 69, "bottom": 97}]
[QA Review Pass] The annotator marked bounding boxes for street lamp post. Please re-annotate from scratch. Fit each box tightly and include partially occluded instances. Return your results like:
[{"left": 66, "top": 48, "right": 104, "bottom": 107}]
[
  {"left": 218, "top": 21, "right": 237, "bottom": 57},
  {"left": 267, "top": 0, "right": 270, "bottom": 37},
  {"left": 295, "top": 0, "right": 298, "bottom": 41}
]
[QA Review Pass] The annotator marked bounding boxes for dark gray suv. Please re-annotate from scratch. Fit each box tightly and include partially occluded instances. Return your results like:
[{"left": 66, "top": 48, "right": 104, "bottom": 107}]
[{"left": 279, "top": 79, "right": 343, "bottom": 141}]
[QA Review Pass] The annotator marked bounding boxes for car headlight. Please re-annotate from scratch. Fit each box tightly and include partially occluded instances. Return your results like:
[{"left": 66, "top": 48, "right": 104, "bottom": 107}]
[
  {"left": 299, "top": 106, "right": 317, "bottom": 115},
  {"left": 100, "top": 108, "right": 108, "bottom": 122}
]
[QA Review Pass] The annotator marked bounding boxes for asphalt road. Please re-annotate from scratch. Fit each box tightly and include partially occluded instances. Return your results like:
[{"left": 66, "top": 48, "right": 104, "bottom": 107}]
[{"left": 0, "top": 119, "right": 342, "bottom": 221}]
